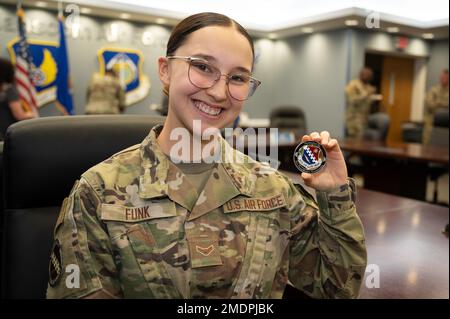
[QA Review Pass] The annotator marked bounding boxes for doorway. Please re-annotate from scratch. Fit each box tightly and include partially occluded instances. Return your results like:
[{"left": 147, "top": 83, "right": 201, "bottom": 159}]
[{"left": 365, "top": 52, "right": 415, "bottom": 143}]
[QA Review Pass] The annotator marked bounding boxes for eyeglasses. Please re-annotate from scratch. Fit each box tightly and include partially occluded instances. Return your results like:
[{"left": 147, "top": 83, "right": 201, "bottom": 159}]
[{"left": 166, "top": 55, "right": 261, "bottom": 101}]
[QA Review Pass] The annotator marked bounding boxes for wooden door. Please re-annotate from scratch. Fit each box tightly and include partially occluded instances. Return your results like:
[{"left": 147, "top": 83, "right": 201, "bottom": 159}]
[{"left": 380, "top": 56, "right": 415, "bottom": 143}]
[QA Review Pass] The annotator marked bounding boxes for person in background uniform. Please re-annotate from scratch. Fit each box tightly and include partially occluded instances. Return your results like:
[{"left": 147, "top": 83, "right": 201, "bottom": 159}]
[
  {"left": 84, "top": 68, "right": 126, "bottom": 115},
  {"left": 423, "top": 69, "right": 449, "bottom": 144},
  {"left": 0, "top": 57, "right": 37, "bottom": 140},
  {"left": 345, "top": 67, "right": 382, "bottom": 139},
  {"left": 47, "top": 12, "right": 367, "bottom": 299}
]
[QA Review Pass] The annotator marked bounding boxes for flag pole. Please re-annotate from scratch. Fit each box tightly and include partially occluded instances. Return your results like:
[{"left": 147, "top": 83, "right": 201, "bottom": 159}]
[
  {"left": 56, "top": 0, "right": 68, "bottom": 115},
  {"left": 15, "top": 0, "right": 39, "bottom": 115},
  {"left": 58, "top": 0, "right": 63, "bottom": 19},
  {"left": 17, "top": 0, "right": 23, "bottom": 18},
  {"left": 55, "top": 101, "right": 70, "bottom": 116},
  {"left": 55, "top": 0, "right": 74, "bottom": 115}
]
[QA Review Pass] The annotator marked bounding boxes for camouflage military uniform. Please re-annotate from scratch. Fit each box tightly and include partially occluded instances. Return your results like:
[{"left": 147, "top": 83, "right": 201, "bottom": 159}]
[
  {"left": 345, "top": 79, "right": 376, "bottom": 139},
  {"left": 84, "top": 73, "right": 126, "bottom": 115},
  {"left": 46, "top": 124, "right": 367, "bottom": 299},
  {"left": 423, "top": 84, "right": 449, "bottom": 144}
]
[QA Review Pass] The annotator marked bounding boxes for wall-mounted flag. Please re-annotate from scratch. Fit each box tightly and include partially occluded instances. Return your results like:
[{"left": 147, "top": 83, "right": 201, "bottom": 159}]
[
  {"left": 97, "top": 47, "right": 150, "bottom": 106},
  {"left": 55, "top": 12, "right": 74, "bottom": 115},
  {"left": 10, "top": 6, "right": 40, "bottom": 113},
  {"left": 8, "top": 37, "right": 58, "bottom": 108}
]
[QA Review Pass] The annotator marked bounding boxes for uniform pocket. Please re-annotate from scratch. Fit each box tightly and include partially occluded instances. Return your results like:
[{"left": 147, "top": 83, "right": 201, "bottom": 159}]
[
  {"left": 125, "top": 223, "right": 182, "bottom": 298},
  {"left": 226, "top": 206, "right": 291, "bottom": 298},
  {"left": 100, "top": 200, "right": 179, "bottom": 246},
  {"left": 100, "top": 201, "right": 182, "bottom": 298}
]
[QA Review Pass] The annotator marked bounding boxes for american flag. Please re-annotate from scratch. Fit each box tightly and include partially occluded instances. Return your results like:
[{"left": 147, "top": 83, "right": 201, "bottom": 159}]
[{"left": 15, "top": 7, "right": 38, "bottom": 113}]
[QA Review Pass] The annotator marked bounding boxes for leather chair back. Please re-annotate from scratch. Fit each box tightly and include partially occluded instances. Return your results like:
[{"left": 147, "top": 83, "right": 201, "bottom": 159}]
[{"left": 1, "top": 115, "right": 165, "bottom": 298}]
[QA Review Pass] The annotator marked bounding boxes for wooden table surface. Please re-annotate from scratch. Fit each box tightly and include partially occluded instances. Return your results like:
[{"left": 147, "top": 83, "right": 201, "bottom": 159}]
[
  {"left": 357, "top": 189, "right": 449, "bottom": 299},
  {"left": 339, "top": 139, "right": 449, "bottom": 165},
  {"left": 281, "top": 170, "right": 449, "bottom": 299},
  {"left": 337, "top": 139, "right": 449, "bottom": 201}
]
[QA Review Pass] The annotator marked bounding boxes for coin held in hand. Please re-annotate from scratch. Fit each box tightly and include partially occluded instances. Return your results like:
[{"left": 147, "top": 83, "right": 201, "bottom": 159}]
[{"left": 293, "top": 141, "right": 327, "bottom": 174}]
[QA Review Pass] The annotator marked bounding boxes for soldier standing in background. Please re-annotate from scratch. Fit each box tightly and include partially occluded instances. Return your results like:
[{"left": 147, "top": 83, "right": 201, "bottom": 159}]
[
  {"left": 423, "top": 69, "right": 449, "bottom": 144},
  {"left": 345, "top": 67, "right": 382, "bottom": 139},
  {"left": 47, "top": 12, "right": 367, "bottom": 299},
  {"left": 84, "top": 68, "right": 126, "bottom": 115}
]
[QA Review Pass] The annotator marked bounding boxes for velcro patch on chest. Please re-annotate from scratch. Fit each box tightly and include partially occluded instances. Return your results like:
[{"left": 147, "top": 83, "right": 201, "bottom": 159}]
[
  {"left": 223, "top": 194, "right": 287, "bottom": 213},
  {"left": 100, "top": 201, "right": 177, "bottom": 222},
  {"left": 188, "top": 238, "right": 222, "bottom": 268},
  {"left": 49, "top": 239, "right": 62, "bottom": 287}
]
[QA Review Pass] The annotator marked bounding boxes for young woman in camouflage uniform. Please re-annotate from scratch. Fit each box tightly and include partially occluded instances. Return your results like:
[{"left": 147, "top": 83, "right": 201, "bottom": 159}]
[{"left": 47, "top": 12, "right": 367, "bottom": 299}]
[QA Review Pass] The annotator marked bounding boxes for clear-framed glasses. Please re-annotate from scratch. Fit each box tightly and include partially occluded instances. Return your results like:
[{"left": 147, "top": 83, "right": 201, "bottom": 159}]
[{"left": 166, "top": 55, "right": 261, "bottom": 101}]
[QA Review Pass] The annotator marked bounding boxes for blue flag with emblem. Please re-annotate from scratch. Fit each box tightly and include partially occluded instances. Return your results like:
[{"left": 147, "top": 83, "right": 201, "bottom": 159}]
[
  {"left": 55, "top": 16, "right": 74, "bottom": 115},
  {"left": 97, "top": 47, "right": 150, "bottom": 106}
]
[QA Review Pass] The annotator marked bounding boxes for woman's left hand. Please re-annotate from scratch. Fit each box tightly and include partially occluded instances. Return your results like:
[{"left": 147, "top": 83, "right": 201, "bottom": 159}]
[{"left": 300, "top": 131, "right": 348, "bottom": 191}]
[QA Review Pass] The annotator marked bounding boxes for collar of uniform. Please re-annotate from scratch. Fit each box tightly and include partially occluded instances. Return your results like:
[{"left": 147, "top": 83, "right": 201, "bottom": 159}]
[
  {"left": 185, "top": 138, "right": 258, "bottom": 220},
  {"left": 138, "top": 124, "right": 256, "bottom": 211},
  {"left": 219, "top": 136, "right": 257, "bottom": 197},
  {"left": 138, "top": 124, "right": 199, "bottom": 212},
  {"left": 187, "top": 162, "right": 241, "bottom": 220},
  {"left": 138, "top": 124, "right": 170, "bottom": 199}
]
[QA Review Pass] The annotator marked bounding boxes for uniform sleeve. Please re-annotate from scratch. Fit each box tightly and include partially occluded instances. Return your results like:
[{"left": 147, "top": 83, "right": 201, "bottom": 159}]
[
  {"left": 425, "top": 87, "right": 446, "bottom": 112},
  {"left": 46, "top": 178, "right": 123, "bottom": 299},
  {"left": 86, "top": 85, "right": 91, "bottom": 103},
  {"left": 6, "top": 86, "right": 20, "bottom": 103},
  {"left": 117, "top": 82, "right": 126, "bottom": 113},
  {"left": 287, "top": 178, "right": 367, "bottom": 299}
]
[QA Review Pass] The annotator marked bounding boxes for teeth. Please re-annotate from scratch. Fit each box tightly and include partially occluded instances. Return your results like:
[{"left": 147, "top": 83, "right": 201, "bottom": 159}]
[{"left": 194, "top": 100, "right": 222, "bottom": 116}]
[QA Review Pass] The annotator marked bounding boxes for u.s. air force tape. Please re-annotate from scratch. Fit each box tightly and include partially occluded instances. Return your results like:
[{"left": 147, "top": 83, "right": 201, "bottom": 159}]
[{"left": 293, "top": 141, "right": 327, "bottom": 174}]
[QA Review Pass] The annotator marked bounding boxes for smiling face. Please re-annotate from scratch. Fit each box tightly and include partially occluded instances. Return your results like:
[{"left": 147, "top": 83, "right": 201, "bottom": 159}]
[{"left": 158, "top": 26, "right": 254, "bottom": 136}]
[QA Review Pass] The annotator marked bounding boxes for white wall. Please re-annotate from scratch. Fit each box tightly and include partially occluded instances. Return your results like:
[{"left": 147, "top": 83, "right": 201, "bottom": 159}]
[
  {"left": 411, "top": 59, "right": 427, "bottom": 121},
  {"left": 246, "top": 30, "right": 351, "bottom": 138},
  {"left": 271, "top": 30, "right": 350, "bottom": 137},
  {"left": 426, "top": 39, "right": 449, "bottom": 90}
]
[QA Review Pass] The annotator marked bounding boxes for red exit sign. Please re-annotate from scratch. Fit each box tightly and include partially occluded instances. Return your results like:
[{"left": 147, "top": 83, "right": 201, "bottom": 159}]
[{"left": 395, "top": 36, "right": 409, "bottom": 50}]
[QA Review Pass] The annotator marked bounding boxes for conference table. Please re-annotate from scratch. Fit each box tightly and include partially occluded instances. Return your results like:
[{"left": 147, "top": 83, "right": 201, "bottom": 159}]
[
  {"left": 338, "top": 139, "right": 449, "bottom": 201},
  {"left": 281, "top": 170, "right": 449, "bottom": 299},
  {"left": 235, "top": 130, "right": 449, "bottom": 201},
  {"left": 339, "top": 139, "right": 449, "bottom": 164},
  {"left": 272, "top": 138, "right": 449, "bottom": 201}
]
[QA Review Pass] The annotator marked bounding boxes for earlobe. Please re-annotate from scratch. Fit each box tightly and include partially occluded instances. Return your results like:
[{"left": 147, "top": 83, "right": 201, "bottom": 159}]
[{"left": 158, "top": 57, "right": 170, "bottom": 87}]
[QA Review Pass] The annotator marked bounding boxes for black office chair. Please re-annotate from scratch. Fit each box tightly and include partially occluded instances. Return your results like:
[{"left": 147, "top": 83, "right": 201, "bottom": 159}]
[
  {"left": 429, "top": 108, "right": 449, "bottom": 146},
  {"left": 0, "top": 141, "right": 4, "bottom": 281},
  {"left": 427, "top": 109, "right": 449, "bottom": 204},
  {"left": 363, "top": 112, "right": 390, "bottom": 141},
  {"left": 268, "top": 106, "right": 307, "bottom": 171},
  {"left": 401, "top": 122, "right": 423, "bottom": 143},
  {"left": 346, "top": 113, "right": 390, "bottom": 179},
  {"left": 1, "top": 115, "right": 165, "bottom": 299},
  {"left": 270, "top": 105, "right": 307, "bottom": 136},
  {"left": 0, "top": 141, "right": 4, "bottom": 213}
]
